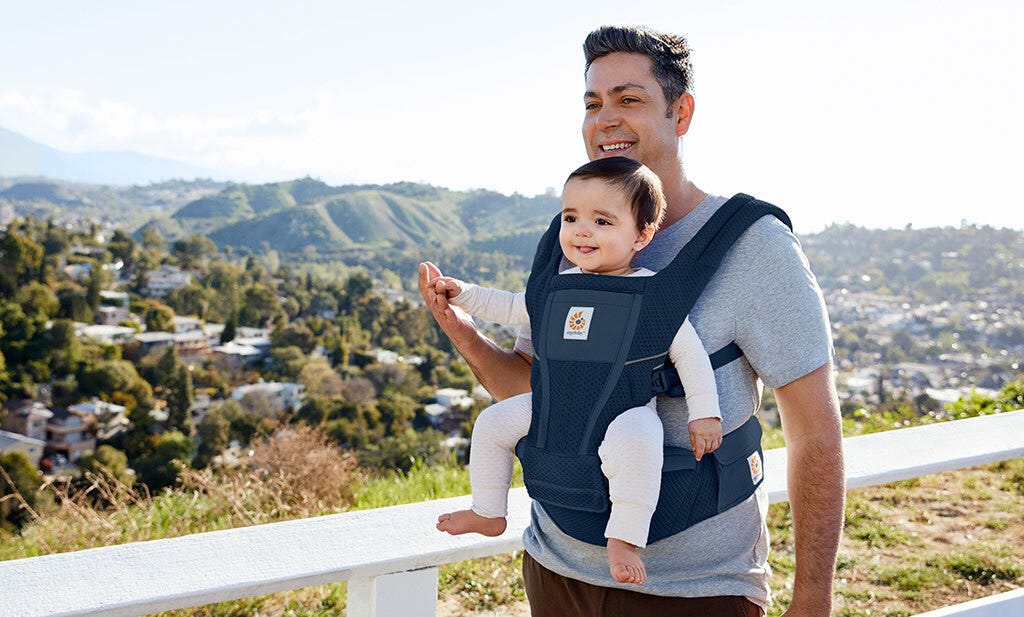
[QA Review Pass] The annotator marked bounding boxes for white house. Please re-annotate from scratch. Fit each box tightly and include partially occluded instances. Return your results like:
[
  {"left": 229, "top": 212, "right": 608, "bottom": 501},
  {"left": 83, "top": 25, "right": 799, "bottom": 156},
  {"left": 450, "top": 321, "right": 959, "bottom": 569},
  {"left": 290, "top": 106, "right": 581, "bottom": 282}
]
[
  {"left": 231, "top": 382, "right": 305, "bottom": 413},
  {"left": 434, "top": 388, "right": 473, "bottom": 409},
  {"left": 144, "top": 266, "right": 195, "bottom": 298},
  {"left": 67, "top": 399, "right": 129, "bottom": 440},
  {"left": 78, "top": 324, "right": 137, "bottom": 345}
]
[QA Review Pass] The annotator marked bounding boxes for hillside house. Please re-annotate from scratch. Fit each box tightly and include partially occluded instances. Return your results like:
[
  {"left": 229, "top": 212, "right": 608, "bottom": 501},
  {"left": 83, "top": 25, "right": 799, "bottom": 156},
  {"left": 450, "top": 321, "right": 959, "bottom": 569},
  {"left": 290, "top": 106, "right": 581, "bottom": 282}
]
[
  {"left": 172, "top": 316, "right": 204, "bottom": 334},
  {"left": 0, "top": 430, "right": 47, "bottom": 467},
  {"left": 143, "top": 266, "right": 195, "bottom": 298},
  {"left": 211, "top": 340, "right": 265, "bottom": 370},
  {"left": 45, "top": 407, "right": 97, "bottom": 462},
  {"left": 1, "top": 399, "right": 53, "bottom": 442},
  {"left": 231, "top": 381, "right": 305, "bottom": 414},
  {"left": 78, "top": 324, "right": 137, "bottom": 345},
  {"left": 67, "top": 399, "right": 128, "bottom": 441}
]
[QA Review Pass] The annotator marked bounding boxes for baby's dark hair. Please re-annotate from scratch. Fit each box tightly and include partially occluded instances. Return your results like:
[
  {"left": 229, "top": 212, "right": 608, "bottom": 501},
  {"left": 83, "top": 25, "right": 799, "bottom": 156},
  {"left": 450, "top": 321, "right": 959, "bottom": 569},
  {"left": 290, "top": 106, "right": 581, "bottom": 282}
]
[{"left": 565, "top": 156, "right": 666, "bottom": 231}]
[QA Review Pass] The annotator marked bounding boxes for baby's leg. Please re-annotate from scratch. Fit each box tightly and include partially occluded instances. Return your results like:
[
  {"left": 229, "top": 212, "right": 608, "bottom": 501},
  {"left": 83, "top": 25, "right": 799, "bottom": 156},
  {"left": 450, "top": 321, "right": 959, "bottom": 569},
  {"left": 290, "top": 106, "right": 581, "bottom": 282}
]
[
  {"left": 598, "top": 403, "right": 664, "bottom": 584},
  {"left": 437, "top": 392, "right": 532, "bottom": 537}
]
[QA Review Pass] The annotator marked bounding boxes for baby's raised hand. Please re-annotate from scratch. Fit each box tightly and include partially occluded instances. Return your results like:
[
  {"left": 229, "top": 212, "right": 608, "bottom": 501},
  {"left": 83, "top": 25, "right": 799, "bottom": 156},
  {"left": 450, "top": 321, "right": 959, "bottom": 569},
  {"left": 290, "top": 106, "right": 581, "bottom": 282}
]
[
  {"left": 688, "top": 417, "right": 723, "bottom": 461},
  {"left": 433, "top": 276, "right": 465, "bottom": 299}
]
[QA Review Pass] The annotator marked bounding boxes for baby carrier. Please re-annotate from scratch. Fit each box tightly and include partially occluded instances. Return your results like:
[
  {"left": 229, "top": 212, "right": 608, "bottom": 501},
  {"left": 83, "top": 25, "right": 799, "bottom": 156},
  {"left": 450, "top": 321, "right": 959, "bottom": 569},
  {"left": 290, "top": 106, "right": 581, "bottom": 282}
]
[{"left": 515, "top": 193, "right": 791, "bottom": 546}]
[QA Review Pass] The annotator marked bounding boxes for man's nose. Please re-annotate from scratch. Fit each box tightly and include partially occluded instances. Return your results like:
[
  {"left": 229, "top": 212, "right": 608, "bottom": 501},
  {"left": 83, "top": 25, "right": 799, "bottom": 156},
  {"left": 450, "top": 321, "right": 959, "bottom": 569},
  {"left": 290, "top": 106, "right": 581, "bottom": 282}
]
[{"left": 595, "top": 105, "right": 620, "bottom": 130}]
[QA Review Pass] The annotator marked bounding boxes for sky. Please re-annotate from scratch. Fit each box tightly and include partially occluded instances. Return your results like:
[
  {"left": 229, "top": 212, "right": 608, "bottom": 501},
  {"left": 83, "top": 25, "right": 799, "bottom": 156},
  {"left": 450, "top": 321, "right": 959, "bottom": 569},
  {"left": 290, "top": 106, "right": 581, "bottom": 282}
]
[{"left": 1, "top": 0, "right": 1021, "bottom": 233}]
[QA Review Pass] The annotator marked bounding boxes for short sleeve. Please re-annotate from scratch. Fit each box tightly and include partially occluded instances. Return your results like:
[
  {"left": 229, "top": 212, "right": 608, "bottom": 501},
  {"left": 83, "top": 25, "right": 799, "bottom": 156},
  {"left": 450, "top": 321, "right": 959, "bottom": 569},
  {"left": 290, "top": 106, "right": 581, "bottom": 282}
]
[{"left": 734, "top": 219, "right": 833, "bottom": 388}]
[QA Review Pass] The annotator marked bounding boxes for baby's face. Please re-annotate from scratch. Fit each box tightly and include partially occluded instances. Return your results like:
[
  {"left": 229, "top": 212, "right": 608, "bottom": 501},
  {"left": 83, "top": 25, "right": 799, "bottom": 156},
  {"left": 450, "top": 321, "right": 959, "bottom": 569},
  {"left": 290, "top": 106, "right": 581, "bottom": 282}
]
[{"left": 558, "top": 177, "right": 652, "bottom": 276}]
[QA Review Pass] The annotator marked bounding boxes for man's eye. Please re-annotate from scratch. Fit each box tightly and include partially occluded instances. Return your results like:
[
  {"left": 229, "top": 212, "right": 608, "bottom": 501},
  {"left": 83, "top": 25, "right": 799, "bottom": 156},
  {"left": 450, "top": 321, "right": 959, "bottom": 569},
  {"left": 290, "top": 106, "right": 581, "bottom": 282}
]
[
  {"left": 621, "top": 97, "right": 639, "bottom": 104},
  {"left": 584, "top": 102, "right": 600, "bottom": 110}
]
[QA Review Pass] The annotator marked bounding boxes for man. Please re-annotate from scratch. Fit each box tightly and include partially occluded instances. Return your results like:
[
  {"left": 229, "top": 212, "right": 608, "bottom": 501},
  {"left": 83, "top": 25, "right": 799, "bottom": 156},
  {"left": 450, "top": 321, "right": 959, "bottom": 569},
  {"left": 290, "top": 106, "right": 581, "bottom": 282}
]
[{"left": 419, "top": 25, "right": 843, "bottom": 617}]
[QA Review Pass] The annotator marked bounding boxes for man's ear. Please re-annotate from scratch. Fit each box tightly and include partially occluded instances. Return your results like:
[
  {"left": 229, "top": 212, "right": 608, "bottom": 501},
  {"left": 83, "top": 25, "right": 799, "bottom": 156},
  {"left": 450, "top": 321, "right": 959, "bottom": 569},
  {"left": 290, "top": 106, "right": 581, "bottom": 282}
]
[
  {"left": 634, "top": 224, "right": 657, "bottom": 251},
  {"left": 674, "top": 92, "right": 695, "bottom": 137}
]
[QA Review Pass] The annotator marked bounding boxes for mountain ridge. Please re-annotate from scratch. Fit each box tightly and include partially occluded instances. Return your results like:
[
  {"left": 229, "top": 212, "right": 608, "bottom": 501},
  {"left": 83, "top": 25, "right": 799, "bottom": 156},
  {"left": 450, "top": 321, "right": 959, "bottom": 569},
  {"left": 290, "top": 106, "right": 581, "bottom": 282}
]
[{"left": 0, "top": 124, "right": 221, "bottom": 185}]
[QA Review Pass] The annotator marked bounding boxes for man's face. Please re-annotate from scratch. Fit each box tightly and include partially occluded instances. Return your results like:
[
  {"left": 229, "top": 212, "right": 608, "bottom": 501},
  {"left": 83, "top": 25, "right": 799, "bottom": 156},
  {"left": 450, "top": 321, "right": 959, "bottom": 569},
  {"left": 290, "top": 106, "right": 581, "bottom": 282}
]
[{"left": 582, "top": 53, "right": 683, "bottom": 171}]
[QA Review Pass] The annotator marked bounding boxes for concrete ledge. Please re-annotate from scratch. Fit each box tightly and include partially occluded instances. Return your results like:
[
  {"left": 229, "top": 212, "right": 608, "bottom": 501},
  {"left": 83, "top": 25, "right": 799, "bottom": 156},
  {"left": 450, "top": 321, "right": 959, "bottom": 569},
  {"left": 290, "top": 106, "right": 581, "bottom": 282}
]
[{"left": 912, "top": 588, "right": 1024, "bottom": 616}]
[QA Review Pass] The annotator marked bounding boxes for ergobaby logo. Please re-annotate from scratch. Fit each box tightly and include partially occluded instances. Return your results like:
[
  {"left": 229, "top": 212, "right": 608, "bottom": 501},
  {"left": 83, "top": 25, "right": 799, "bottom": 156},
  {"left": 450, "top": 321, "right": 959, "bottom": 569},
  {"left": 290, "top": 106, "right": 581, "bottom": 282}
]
[
  {"left": 747, "top": 451, "right": 763, "bottom": 484},
  {"left": 563, "top": 306, "right": 594, "bottom": 340}
]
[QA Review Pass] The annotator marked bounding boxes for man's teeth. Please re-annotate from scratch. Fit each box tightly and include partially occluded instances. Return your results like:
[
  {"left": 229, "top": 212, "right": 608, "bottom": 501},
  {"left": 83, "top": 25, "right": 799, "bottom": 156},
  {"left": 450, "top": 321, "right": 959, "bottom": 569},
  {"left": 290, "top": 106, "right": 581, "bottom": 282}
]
[{"left": 602, "top": 143, "right": 630, "bottom": 151}]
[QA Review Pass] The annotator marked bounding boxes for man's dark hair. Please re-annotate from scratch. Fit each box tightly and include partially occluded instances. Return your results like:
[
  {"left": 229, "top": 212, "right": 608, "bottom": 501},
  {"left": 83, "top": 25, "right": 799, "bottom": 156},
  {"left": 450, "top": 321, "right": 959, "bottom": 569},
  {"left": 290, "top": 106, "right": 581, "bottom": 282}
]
[
  {"left": 584, "top": 25, "right": 694, "bottom": 116},
  {"left": 565, "top": 156, "right": 666, "bottom": 232}
]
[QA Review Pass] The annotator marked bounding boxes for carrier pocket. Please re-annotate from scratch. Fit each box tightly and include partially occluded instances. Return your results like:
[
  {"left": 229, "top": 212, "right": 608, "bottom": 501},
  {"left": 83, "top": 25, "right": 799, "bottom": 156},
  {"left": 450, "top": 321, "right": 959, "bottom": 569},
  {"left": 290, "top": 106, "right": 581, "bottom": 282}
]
[
  {"left": 517, "top": 443, "right": 609, "bottom": 513},
  {"left": 712, "top": 416, "right": 764, "bottom": 511},
  {"left": 663, "top": 446, "right": 696, "bottom": 472}
]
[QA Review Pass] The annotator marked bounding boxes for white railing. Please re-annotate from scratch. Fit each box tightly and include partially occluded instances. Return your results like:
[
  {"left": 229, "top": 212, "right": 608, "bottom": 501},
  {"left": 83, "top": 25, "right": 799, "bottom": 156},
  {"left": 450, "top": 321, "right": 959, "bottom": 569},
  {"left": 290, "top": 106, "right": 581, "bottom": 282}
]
[{"left": 1, "top": 410, "right": 1023, "bottom": 617}]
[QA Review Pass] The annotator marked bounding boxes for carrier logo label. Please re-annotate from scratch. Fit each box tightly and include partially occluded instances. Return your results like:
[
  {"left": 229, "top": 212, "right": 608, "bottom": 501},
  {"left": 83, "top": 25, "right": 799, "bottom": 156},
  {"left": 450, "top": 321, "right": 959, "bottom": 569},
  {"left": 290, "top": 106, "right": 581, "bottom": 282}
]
[
  {"left": 563, "top": 307, "right": 594, "bottom": 340},
  {"left": 747, "top": 451, "right": 763, "bottom": 484}
]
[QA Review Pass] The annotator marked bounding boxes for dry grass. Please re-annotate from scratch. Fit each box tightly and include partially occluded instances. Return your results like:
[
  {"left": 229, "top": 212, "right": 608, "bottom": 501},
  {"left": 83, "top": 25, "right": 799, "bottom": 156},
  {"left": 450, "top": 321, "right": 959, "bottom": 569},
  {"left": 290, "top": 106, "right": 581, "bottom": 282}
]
[{"left": 0, "top": 426, "right": 362, "bottom": 561}]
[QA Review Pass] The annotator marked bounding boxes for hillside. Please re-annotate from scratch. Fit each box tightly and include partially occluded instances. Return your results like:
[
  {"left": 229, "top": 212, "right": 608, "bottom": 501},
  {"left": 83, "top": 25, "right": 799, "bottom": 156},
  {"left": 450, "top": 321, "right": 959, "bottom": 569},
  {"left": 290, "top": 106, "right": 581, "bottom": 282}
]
[
  {"left": 0, "top": 177, "right": 226, "bottom": 230},
  {"left": 151, "top": 178, "right": 560, "bottom": 255}
]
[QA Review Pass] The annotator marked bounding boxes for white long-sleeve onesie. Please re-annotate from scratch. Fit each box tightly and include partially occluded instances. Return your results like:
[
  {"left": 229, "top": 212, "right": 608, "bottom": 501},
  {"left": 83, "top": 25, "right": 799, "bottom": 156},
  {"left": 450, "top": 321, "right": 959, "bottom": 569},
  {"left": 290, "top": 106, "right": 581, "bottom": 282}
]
[{"left": 452, "top": 267, "right": 720, "bottom": 547}]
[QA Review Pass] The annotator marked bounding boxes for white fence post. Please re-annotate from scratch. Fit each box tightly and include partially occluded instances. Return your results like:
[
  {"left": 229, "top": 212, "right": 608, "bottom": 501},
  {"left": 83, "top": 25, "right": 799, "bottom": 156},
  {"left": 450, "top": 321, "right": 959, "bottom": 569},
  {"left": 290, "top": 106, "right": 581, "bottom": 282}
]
[{"left": 347, "top": 568, "right": 438, "bottom": 617}]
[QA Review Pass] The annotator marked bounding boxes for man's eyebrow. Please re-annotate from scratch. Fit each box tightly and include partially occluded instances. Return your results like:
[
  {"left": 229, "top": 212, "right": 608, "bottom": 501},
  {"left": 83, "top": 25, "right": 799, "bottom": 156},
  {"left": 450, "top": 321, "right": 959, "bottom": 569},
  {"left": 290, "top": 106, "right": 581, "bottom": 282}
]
[{"left": 584, "top": 83, "right": 651, "bottom": 98}]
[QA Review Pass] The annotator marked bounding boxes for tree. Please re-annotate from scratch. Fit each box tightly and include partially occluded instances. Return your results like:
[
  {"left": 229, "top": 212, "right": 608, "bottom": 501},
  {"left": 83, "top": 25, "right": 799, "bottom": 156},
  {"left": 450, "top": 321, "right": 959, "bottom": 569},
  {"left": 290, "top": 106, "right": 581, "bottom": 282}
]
[
  {"left": 0, "top": 451, "right": 42, "bottom": 530},
  {"left": 86, "top": 265, "right": 103, "bottom": 312},
  {"left": 14, "top": 282, "right": 60, "bottom": 319},
  {"left": 273, "top": 323, "right": 317, "bottom": 354},
  {"left": 78, "top": 360, "right": 154, "bottom": 409},
  {"left": 165, "top": 284, "right": 212, "bottom": 322},
  {"left": 238, "top": 284, "right": 281, "bottom": 327},
  {"left": 376, "top": 392, "right": 419, "bottom": 435},
  {"left": 220, "top": 311, "right": 237, "bottom": 344},
  {"left": 134, "top": 431, "right": 194, "bottom": 492},
  {"left": 106, "top": 229, "right": 137, "bottom": 264},
  {"left": 0, "top": 230, "right": 44, "bottom": 296},
  {"left": 239, "top": 390, "right": 281, "bottom": 420},
  {"left": 153, "top": 348, "right": 194, "bottom": 436},
  {"left": 342, "top": 271, "right": 373, "bottom": 311},
  {"left": 144, "top": 303, "right": 175, "bottom": 333},
  {"left": 357, "top": 428, "right": 446, "bottom": 472},
  {"left": 269, "top": 346, "right": 308, "bottom": 381},
  {"left": 171, "top": 234, "right": 217, "bottom": 269},
  {"left": 299, "top": 358, "right": 345, "bottom": 399},
  {"left": 140, "top": 225, "right": 165, "bottom": 253},
  {"left": 194, "top": 407, "right": 231, "bottom": 468}
]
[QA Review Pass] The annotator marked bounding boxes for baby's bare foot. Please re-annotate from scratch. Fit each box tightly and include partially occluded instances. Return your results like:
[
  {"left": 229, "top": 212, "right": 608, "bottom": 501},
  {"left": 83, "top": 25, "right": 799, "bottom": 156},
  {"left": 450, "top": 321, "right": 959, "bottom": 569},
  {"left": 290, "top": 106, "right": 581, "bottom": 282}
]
[
  {"left": 607, "top": 538, "right": 646, "bottom": 585},
  {"left": 436, "top": 509, "right": 507, "bottom": 536}
]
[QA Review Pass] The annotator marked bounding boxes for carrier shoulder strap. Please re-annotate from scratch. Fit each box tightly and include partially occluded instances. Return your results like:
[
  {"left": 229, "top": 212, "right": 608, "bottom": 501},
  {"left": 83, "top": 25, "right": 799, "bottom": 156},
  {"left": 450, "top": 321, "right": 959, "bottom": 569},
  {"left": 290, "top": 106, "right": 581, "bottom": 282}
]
[{"left": 650, "top": 194, "right": 792, "bottom": 395}]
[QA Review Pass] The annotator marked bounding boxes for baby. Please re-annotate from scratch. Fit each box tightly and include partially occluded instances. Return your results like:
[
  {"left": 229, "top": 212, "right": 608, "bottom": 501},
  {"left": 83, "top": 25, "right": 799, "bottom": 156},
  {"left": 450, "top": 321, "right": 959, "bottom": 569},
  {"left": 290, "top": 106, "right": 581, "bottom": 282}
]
[{"left": 432, "top": 157, "right": 722, "bottom": 585}]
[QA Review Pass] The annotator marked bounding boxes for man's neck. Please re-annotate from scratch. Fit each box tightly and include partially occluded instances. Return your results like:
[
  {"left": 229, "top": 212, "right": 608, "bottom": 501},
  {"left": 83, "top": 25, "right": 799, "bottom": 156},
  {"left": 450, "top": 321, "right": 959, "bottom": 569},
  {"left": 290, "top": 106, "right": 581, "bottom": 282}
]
[{"left": 659, "top": 166, "right": 707, "bottom": 229}]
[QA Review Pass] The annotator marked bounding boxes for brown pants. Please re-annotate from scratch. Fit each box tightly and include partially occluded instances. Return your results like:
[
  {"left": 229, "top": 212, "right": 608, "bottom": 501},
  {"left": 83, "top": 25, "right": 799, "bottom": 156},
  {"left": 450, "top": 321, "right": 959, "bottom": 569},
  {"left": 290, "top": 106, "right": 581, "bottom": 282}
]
[{"left": 523, "top": 551, "right": 763, "bottom": 617}]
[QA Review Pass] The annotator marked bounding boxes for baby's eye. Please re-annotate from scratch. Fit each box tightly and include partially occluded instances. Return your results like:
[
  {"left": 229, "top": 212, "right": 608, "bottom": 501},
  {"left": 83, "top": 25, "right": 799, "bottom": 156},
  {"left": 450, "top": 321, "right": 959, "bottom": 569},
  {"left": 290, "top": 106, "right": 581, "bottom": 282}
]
[
  {"left": 596, "top": 218, "right": 612, "bottom": 226},
  {"left": 563, "top": 214, "right": 577, "bottom": 223}
]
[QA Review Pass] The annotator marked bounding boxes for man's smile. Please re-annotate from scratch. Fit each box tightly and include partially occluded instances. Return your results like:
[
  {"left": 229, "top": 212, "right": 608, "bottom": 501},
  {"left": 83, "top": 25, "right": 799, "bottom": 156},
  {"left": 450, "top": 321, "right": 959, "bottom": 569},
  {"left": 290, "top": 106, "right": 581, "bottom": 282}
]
[{"left": 600, "top": 142, "right": 634, "bottom": 154}]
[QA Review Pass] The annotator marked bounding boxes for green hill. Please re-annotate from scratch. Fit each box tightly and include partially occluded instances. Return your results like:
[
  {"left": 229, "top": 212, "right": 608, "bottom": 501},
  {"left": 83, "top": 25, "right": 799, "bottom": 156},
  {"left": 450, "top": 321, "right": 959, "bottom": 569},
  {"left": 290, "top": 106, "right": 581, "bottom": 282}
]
[
  {"left": 173, "top": 192, "right": 253, "bottom": 219},
  {"left": 0, "top": 182, "right": 87, "bottom": 207},
  {"left": 209, "top": 205, "right": 354, "bottom": 253},
  {"left": 157, "top": 179, "right": 552, "bottom": 256},
  {"left": 0, "top": 173, "right": 561, "bottom": 258}
]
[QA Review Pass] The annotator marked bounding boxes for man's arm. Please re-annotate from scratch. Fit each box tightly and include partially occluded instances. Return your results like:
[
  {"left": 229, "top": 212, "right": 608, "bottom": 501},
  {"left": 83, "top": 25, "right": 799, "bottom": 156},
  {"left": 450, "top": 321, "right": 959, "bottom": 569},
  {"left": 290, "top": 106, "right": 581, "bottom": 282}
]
[
  {"left": 774, "top": 361, "right": 844, "bottom": 617},
  {"left": 419, "top": 262, "right": 531, "bottom": 400}
]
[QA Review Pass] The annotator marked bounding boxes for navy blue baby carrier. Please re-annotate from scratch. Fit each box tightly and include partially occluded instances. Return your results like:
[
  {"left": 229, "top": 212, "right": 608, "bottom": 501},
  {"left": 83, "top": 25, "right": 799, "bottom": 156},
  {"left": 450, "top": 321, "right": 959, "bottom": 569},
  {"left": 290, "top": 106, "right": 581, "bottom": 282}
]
[{"left": 515, "top": 193, "right": 791, "bottom": 546}]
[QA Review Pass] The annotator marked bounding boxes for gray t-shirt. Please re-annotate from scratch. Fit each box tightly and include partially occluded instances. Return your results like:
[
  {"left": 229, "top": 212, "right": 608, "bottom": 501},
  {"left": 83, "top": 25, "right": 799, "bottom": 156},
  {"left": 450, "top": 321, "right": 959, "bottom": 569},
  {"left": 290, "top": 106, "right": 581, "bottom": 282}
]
[{"left": 516, "top": 194, "right": 832, "bottom": 606}]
